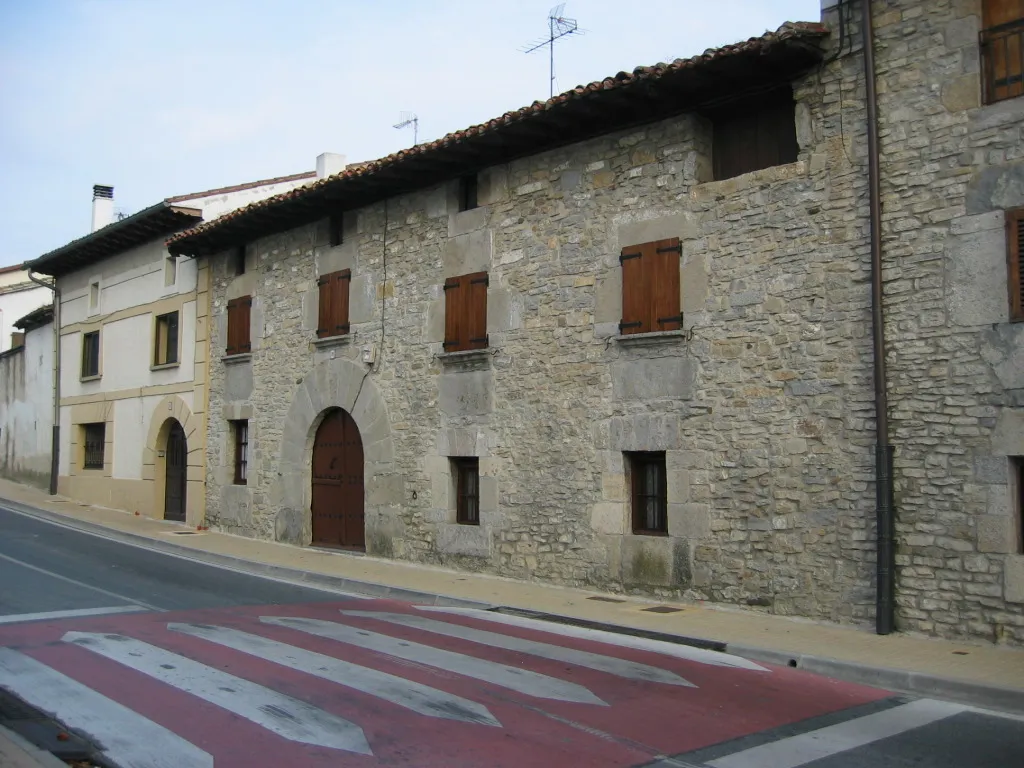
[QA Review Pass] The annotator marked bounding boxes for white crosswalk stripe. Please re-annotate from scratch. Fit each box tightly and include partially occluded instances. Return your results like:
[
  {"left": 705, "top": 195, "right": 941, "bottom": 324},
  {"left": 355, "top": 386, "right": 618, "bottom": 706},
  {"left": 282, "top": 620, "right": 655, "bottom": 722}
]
[
  {"left": 417, "top": 606, "right": 770, "bottom": 672},
  {"left": 63, "top": 631, "right": 372, "bottom": 755},
  {"left": 0, "top": 647, "right": 212, "bottom": 768},
  {"left": 262, "top": 615, "right": 608, "bottom": 705},
  {"left": 170, "top": 622, "right": 501, "bottom": 727},
  {"left": 342, "top": 610, "right": 696, "bottom": 687}
]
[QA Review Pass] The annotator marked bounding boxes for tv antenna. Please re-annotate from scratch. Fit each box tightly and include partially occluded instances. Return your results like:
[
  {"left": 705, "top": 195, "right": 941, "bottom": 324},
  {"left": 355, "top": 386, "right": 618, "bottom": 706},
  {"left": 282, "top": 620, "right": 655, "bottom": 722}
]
[
  {"left": 393, "top": 112, "right": 419, "bottom": 146},
  {"left": 520, "top": 4, "right": 584, "bottom": 98}
]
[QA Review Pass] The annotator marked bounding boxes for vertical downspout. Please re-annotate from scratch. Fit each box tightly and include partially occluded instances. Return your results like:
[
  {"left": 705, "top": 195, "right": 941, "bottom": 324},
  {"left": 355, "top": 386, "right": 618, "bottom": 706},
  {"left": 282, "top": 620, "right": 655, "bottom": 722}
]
[
  {"left": 860, "top": 0, "right": 896, "bottom": 635},
  {"left": 27, "top": 269, "right": 61, "bottom": 496}
]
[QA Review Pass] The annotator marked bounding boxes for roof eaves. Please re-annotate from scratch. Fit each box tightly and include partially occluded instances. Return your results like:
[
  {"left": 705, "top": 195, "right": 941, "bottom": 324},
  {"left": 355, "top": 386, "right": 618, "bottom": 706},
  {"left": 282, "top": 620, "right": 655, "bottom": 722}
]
[{"left": 13, "top": 304, "right": 54, "bottom": 331}]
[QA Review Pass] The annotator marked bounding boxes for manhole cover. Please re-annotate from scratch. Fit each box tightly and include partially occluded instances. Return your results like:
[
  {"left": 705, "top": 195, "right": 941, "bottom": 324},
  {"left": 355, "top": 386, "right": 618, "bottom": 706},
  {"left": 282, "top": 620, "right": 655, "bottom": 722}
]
[
  {"left": 587, "top": 596, "right": 627, "bottom": 603},
  {"left": 642, "top": 605, "right": 683, "bottom": 614}
]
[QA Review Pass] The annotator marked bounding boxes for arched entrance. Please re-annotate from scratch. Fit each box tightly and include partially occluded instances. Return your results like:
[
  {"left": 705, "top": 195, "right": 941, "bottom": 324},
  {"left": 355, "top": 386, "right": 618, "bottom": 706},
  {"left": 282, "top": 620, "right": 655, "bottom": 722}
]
[
  {"left": 311, "top": 408, "right": 364, "bottom": 550},
  {"left": 164, "top": 421, "right": 187, "bottom": 522}
]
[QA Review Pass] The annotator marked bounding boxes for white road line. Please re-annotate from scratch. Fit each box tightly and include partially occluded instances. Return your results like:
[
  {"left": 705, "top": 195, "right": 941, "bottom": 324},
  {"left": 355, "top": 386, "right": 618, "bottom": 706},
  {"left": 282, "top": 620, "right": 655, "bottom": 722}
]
[
  {"left": 416, "top": 606, "right": 769, "bottom": 672},
  {"left": 170, "top": 622, "right": 501, "bottom": 727},
  {"left": 63, "top": 631, "right": 372, "bottom": 755},
  {"left": 0, "top": 647, "right": 212, "bottom": 768},
  {"left": 343, "top": 610, "right": 696, "bottom": 688},
  {"left": 706, "top": 699, "right": 968, "bottom": 768},
  {"left": 0, "top": 551, "right": 160, "bottom": 612},
  {"left": 262, "top": 615, "right": 607, "bottom": 706},
  {"left": 0, "top": 605, "right": 146, "bottom": 625}
]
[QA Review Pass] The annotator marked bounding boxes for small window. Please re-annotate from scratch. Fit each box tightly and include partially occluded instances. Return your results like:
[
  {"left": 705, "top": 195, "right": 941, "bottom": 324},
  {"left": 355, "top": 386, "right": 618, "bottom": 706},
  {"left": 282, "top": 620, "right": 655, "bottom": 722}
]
[
  {"left": 458, "top": 175, "right": 478, "bottom": 212},
  {"left": 164, "top": 255, "right": 177, "bottom": 286},
  {"left": 452, "top": 457, "right": 480, "bottom": 525},
  {"left": 443, "top": 272, "right": 488, "bottom": 352},
  {"left": 1007, "top": 208, "right": 1024, "bottom": 321},
  {"left": 226, "top": 296, "right": 252, "bottom": 355},
  {"left": 81, "top": 331, "right": 100, "bottom": 378},
  {"left": 317, "top": 270, "right": 351, "bottom": 338},
  {"left": 83, "top": 423, "right": 105, "bottom": 470},
  {"left": 89, "top": 281, "right": 100, "bottom": 311},
  {"left": 981, "top": 1, "right": 1024, "bottom": 105},
  {"left": 628, "top": 452, "right": 667, "bottom": 535},
  {"left": 712, "top": 89, "right": 798, "bottom": 181},
  {"left": 619, "top": 239, "right": 681, "bottom": 335},
  {"left": 153, "top": 311, "right": 179, "bottom": 366},
  {"left": 233, "top": 420, "right": 249, "bottom": 485},
  {"left": 329, "top": 213, "right": 344, "bottom": 247},
  {"left": 230, "top": 246, "right": 246, "bottom": 277}
]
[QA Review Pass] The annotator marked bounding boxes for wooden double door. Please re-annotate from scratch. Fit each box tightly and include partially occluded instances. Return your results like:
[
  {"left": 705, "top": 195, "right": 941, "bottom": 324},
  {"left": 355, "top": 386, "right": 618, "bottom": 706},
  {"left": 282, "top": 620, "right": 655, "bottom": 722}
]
[
  {"left": 311, "top": 409, "right": 365, "bottom": 550},
  {"left": 164, "top": 422, "right": 187, "bottom": 522}
]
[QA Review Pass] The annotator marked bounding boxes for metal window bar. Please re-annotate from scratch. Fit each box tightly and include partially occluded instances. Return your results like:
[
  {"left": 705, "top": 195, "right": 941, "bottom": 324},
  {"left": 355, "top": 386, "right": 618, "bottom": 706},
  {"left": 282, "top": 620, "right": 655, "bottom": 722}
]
[
  {"left": 455, "top": 459, "right": 480, "bottom": 525},
  {"left": 632, "top": 454, "right": 667, "bottom": 534},
  {"left": 980, "top": 18, "right": 1024, "bottom": 104},
  {"left": 83, "top": 424, "right": 105, "bottom": 469},
  {"left": 234, "top": 421, "right": 248, "bottom": 485}
]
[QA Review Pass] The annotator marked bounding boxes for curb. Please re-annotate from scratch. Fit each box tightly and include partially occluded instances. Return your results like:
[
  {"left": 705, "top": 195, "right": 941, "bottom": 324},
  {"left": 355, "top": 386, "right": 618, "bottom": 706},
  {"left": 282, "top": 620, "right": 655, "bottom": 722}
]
[
  {"left": 4, "top": 494, "right": 1023, "bottom": 717},
  {"left": 0, "top": 497, "right": 491, "bottom": 612},
  {"left": 0, "top": 725, "right": 67, "bottom": 768}
]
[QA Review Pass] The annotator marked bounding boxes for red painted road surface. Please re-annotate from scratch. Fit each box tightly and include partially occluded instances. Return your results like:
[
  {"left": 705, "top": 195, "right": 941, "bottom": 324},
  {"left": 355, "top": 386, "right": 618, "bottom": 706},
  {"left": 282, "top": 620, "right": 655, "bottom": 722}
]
[{"left": 0, "top": 597, "right": 891, "bottom": 767}]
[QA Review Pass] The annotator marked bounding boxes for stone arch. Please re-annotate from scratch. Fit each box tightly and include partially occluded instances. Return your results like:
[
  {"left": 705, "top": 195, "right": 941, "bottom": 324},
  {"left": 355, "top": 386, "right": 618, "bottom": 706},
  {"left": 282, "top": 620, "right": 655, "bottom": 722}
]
[
  {"left": 275, "top": 358, "right": 402, "bottom": 554},
  {"left": 142, "top": 394, "right": 203, "bottom": 525}
]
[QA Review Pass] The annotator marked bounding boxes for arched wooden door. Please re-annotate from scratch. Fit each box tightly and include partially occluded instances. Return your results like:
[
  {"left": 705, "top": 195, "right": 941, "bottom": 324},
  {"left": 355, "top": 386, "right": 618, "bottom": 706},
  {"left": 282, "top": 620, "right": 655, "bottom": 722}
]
[
  {"left": 164, "top": 422, "right": 187, "bottom": 522},
  {"left": 311, "top": 409, "right": 365, "bottom": 550}
]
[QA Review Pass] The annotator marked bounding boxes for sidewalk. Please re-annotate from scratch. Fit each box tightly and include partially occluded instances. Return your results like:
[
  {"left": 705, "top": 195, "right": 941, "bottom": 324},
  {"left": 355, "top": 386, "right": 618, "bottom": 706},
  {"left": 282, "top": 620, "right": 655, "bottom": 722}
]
[{"left": 1, "top": 476, "right": 1022, "bottom": 715}]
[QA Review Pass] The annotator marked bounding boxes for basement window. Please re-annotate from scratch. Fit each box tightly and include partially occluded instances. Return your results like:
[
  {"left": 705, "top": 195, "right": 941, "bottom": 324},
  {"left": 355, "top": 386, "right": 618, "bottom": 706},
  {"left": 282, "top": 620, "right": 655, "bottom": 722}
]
[
  {"left": 232, "top": 420, "right": 249, "bottom": 485},
  {"left": 452, "top": 457, "right": 480, "bottom": 525},
  {"left": 83, "top": 423, "right": 105, "bottom": 470},
  {"left": 1014, "top": 457, "right": 1024, "bottom": 554},
  {"left": 628, "top": 452, "right": 668, "bottom": 535},
  {"left": 712, "top": 88, "right": 798, "bottom": 181}
]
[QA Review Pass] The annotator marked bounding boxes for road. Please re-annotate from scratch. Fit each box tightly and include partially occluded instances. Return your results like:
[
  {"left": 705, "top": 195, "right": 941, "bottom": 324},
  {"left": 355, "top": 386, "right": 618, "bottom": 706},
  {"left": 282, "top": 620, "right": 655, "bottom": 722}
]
[{"left": 0, "top": 504, "right": 1020, "bottom": 767}]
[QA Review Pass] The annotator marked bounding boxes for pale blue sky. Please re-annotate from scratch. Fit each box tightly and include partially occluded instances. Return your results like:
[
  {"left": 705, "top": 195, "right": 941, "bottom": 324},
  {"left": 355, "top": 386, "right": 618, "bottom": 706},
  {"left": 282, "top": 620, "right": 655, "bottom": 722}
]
[{"left": 0, "top": 0, "right": 821, "bottom": 266}]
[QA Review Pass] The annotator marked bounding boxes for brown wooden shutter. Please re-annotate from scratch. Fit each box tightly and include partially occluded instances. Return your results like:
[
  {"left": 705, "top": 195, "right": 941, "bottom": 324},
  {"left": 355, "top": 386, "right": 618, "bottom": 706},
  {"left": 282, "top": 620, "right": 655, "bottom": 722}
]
[
  {"left": 620, "top": 246, "right": 647, "bottom": 334},
  {"left": 239, "top": 296, "right": 252, "bottom": 352},
  {"left": 1009, "top": 209, "right": 1024, "bottom": 321},
  {"left": 443, "top": 276, "right": 464, "bottom": 351},
  {"left": 317, "top": 276, "right": 332, "bottom": 338},
  {"left": 650, "top": 238, "right": 682, "bottom": 331},
  {"left": 226, "top": 298, "right": 239, "bottom": 355},
  {"left": 333, "top": 270, "right": 351, "bottom": 335},
  {"left": 466, "top": 272, "right": 488, "bottom": 349}
]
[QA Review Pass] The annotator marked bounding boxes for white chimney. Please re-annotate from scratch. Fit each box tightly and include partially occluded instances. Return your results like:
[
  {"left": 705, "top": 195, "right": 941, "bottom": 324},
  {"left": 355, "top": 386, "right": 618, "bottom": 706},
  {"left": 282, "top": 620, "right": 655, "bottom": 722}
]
[
  {"left": 316, "top": 153, "right": 347, "bottom": 179},
  {"left": 91, "top": 185, "right": 114, "bottom": 232}
]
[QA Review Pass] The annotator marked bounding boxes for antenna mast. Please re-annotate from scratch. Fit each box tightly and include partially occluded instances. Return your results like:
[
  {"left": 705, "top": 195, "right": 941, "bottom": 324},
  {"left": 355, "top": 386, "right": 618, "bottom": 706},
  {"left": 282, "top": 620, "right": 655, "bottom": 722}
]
[
  {"left": 520, "top": 4, "right": 584, "bottom": 98},
  {"left": 393, "top": 112, "right": 419, "bottom": 146}
]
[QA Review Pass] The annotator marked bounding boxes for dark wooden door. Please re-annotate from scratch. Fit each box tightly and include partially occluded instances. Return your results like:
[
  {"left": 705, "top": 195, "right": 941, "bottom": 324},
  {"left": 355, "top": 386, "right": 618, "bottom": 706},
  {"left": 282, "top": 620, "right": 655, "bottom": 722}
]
[
  {"left": 164, "top": 422, "right": 187, "bottom": 522},
  {"left": 311, "top": 409, "right": 365, "bottom": 550}
]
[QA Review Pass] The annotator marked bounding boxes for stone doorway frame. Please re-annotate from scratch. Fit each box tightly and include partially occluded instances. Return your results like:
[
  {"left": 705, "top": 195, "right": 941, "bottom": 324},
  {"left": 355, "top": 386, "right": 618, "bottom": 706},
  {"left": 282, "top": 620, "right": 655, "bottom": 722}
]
[{"left": 143, "top": 395, "right": 202, "bottom": 526}]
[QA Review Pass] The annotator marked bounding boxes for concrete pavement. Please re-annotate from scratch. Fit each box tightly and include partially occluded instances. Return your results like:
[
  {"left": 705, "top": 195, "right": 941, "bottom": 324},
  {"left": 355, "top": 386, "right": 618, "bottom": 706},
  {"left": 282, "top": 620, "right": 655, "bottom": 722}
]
[{"left": 0, "top": 475, "right": 1021, "bottom": 716}]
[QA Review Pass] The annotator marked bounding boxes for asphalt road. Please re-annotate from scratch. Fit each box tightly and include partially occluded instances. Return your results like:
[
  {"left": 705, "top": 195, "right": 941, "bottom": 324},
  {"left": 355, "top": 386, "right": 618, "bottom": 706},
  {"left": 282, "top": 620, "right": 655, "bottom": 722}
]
[{"left": 0, "top": 503, "right": 1021, "bottom": 768}]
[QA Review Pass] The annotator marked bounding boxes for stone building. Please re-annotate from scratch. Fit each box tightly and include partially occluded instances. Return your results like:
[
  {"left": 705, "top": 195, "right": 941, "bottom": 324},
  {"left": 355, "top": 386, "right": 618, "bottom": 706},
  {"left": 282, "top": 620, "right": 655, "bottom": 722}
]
[{"left": 169, "top": 0, "right": 1024, "bottom": 645}]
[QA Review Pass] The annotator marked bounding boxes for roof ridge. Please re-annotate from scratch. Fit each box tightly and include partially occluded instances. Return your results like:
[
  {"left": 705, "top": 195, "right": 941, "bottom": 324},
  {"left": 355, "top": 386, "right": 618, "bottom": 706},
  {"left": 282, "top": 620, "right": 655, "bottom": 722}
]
[{"left": 164, "top": 170, "right": 318, "bottom": 203}]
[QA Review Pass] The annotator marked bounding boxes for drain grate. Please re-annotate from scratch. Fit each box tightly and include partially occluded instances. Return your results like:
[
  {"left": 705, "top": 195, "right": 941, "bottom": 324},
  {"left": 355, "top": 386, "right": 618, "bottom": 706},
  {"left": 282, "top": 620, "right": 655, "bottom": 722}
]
[
  {"left": 642, "top": 605, "right": 683, "bottom": 614},
  {"left": 587, "top": 596, "right": 627, "bottom": 603},
  {"left": 169, "top": 531, "right": 200, "bottom": 535}
]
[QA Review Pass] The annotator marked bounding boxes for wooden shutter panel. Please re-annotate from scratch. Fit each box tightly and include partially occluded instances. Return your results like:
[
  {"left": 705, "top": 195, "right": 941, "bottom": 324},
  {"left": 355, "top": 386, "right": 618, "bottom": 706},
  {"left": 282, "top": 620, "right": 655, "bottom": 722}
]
[
  {"left": 226, "top": 298, "right": 239, "bottom": 355},
  {"left": 334, "top": 270, "right": 351, "bottom": 335},
  {"left": 443, "top": 276, "right": 464, "bottom": 351},
  {"left": 239, "top": 296, "right": 252, "bottom": 352},
  {"left": 317, "top": 276, "right": 332, "bottom": 338},
  {"left": 1009, "top": 209, "right": 1024, "bottom": 321},
  {"left": 467, "top": 272, "right": 488, "bottom": 349},
  {"left": 650, "top": 238, "right": 682, "bottom": 331},
  {"left": 620, "top": 246, "right": 647, "bottom": 334}
]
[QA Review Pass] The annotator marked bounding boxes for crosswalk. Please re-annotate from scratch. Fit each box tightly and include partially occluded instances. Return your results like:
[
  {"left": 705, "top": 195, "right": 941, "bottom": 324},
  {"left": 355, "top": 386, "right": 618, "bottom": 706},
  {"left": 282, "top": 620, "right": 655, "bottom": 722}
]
[{"left": 0, "top": 605, "right": 763, "bottom": 766}]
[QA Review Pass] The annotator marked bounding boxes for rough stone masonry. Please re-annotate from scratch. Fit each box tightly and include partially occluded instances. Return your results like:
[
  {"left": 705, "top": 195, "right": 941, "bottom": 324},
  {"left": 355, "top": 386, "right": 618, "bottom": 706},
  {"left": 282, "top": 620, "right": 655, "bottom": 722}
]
[{"left": 200, "top": 0, "right": 1024, "bottom": 645}]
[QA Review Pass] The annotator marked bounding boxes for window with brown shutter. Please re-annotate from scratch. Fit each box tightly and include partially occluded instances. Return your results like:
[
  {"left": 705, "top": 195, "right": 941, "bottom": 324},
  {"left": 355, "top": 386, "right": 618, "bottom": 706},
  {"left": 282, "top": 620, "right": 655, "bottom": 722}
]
[
  {"left": 981, "top": 0, "right": 1024, "bottom": 104},
  {"left": 226, "top": 296, "right": 252, "bottom": 355},
  {"left": 712, "top": 89, "right": 798, "bottom": 181},
  {"left": 317, "top": 270, "right": 351, "bottom": 338},
  {"left": 443, "top": 272, "right": 488, "bottom": 352},
  {"left": 1009, "top": 208, "right": 1024, "bottom": 321},
  {"left": 619, "top": 238, "right": 682, "bottom": 335}
]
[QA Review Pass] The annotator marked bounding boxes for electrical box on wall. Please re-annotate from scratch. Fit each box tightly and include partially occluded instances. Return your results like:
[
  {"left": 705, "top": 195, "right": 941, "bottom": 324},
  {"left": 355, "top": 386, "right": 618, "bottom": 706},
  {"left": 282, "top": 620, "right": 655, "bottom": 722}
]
[{"left": 361, "top": 344, "right": 377, "bottom": 365}]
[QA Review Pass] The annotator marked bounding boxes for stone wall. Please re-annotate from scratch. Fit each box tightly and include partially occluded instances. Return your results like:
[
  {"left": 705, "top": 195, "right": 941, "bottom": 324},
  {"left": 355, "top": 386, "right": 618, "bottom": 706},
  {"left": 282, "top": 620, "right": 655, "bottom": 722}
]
[{"left": 201, "top": 0, "right": 1024, "bottom": 644}]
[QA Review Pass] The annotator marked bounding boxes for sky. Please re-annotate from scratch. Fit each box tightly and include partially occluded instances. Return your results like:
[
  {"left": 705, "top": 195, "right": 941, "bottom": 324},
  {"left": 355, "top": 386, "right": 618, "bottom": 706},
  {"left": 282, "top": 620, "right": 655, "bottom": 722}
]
[{"left": 0, "top": 0, "right": 821, "bottom": 267}]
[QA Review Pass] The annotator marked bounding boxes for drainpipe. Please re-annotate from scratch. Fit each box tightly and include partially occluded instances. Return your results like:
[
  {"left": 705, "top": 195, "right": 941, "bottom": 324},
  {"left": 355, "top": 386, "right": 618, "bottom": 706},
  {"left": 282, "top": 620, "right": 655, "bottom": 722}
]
[
  {"left": 860, "top": 0, "right": 895, "bottom": 635},
  {"left": 27, "top": 269, "right": 60, "bottom": 496}
]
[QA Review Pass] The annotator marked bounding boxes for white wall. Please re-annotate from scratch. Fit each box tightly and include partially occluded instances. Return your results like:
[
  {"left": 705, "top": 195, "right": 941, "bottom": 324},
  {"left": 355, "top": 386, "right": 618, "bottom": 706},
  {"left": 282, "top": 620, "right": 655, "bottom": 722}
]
[
  {"left": 0, "top": 283, "right": 52, "bottom": 352},
  {"left": 113, "top": 398, "right": 143, "bottom": 479},
  {"left": 0, "top": 322, "right": 54, "bottom": 486}
]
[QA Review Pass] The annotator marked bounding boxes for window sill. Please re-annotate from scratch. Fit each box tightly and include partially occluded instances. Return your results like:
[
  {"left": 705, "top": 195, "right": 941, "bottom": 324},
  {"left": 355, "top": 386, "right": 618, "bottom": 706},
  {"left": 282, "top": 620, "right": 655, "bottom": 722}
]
[
  {"left": 313, "top": 334, "right": 352, "bottom": 350},
  {"left": 436, "top": 348, "right": 492, "bottom": 365},
  {"left": 631, "top": 529, "right": 669, "bottom": 537},
  {"left": 614, "top": 330, "right": 686, "bottom": 346},
  {"left": 150, "top": 362, "right": 180, "bottom": 372},
  {"left": 222, "top": 353, "right": 252, "bottom": 365},
  {"left": 79, "top": 374, "right": 102, "bottom": 383}
]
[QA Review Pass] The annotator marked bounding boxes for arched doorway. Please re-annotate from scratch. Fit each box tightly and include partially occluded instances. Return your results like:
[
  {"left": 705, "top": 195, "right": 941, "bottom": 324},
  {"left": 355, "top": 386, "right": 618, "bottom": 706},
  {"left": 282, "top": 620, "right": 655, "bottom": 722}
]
[
  {"left": 164, "top": 421, "right": 187, "bottom": 522},
  {"left": 311, "top": 408, "right": 364, "bottom": 550}
]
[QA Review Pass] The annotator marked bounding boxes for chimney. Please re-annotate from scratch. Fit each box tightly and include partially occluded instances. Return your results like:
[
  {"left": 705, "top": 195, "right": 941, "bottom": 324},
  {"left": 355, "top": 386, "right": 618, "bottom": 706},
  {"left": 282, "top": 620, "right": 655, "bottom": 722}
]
[
  {"left": 91, "top": 185, "right": 114, "bottom": 232},
  {"left": 316, "top": 153, "right": 347, "bottom": 179}
]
